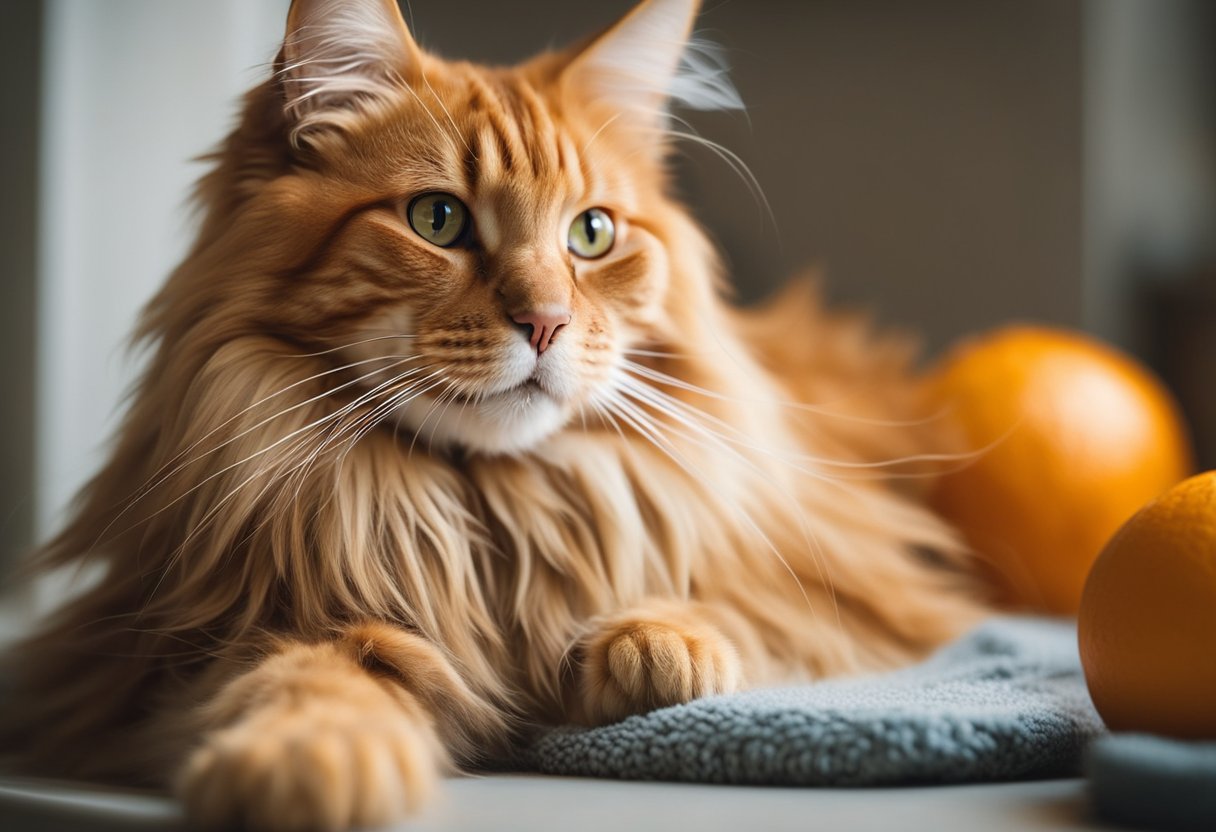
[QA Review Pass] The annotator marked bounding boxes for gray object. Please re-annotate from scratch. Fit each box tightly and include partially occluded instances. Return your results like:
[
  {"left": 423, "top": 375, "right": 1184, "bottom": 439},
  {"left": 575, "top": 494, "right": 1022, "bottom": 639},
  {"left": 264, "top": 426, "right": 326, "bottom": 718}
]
[
  {"left": 521, "top": 617, "right": 1105, "bottom": 785},
  {"left": 1087, "top": 733, "right": 1216, "bottom": 831}
]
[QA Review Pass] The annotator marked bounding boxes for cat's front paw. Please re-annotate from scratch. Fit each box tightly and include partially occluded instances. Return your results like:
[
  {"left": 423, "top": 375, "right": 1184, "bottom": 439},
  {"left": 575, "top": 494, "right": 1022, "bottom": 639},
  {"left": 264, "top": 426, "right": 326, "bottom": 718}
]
[
  {"left": 177, "top": 698, "right": 441, "bottom": 832},
  {"left": 575, "top": 615, "right": 742, "bottom": 725}
]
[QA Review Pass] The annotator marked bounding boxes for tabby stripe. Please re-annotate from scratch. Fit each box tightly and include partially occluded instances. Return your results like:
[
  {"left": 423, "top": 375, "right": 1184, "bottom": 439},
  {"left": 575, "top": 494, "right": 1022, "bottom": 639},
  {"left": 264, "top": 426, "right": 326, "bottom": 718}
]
[
  {"left": 468, "top": 73, "right": 523, "bottom": 175},
  {"left": 515, "top": 80, "right": 560, "bottom": 175}
]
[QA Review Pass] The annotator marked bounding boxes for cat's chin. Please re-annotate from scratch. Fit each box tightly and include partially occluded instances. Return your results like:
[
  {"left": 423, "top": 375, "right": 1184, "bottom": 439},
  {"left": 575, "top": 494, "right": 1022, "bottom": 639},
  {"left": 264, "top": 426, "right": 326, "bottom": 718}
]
[{"left": 393, "top": 382, "right": 570, "bottom": 455}]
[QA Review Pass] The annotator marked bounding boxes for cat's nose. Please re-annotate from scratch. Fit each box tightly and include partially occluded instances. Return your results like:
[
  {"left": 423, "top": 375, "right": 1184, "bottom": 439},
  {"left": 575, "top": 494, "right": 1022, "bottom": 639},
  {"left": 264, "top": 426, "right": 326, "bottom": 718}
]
[{"left": 512, "top": 309, "right": 571, "bottom": 355}]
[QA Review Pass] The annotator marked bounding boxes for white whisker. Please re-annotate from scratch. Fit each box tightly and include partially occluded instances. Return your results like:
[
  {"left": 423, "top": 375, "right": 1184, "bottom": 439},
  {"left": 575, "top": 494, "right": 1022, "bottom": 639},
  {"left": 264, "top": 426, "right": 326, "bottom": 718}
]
[
  {"left": 603, "top": 391, "right": 818, "bottom": 617},
  {"left": 120, "top": 364, "right": 431, "bottom": 540},
  {"left": 92, "top": 354, "right": 422, "bottom": 553},
  {"left": 419, "top": 73, "right": 476, "bottom": 161},
  {"left": 146, "top": 369, "right": 448, "bottom": 612}
]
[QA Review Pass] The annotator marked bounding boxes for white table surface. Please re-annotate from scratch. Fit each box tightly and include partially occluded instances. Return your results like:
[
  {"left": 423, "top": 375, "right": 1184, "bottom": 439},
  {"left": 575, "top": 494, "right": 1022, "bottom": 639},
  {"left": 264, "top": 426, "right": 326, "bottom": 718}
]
[{"left": 0, "top": 773, "right": 1110, "bottom": 832}]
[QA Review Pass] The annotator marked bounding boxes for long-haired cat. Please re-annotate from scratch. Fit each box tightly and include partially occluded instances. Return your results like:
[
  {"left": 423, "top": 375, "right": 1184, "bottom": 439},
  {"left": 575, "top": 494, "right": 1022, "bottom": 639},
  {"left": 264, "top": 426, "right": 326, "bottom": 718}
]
[{"left": 2, "top": 0, "right": 986, "bottom": 828}]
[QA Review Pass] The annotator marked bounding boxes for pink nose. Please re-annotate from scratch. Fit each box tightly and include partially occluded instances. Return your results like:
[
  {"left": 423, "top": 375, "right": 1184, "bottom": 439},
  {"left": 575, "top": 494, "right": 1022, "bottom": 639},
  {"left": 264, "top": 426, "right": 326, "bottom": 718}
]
[{"left": 512, "top": 309, "right": 571, "bottom": 355}]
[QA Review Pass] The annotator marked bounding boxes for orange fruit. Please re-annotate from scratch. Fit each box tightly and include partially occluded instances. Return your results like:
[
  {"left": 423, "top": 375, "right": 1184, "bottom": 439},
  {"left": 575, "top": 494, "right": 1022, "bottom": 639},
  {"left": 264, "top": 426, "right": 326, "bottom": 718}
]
[
  {"left": 928, "top": 325, "right": 1193, "bottom": 614},
  {"left": 1078, "top": 471, "right": 1216, "bottom": 738}
]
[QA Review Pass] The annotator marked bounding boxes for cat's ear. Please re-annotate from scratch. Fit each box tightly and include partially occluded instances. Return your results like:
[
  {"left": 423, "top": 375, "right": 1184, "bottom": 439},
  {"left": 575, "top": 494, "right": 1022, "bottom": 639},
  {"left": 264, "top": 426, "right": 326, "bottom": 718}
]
[
  {"left": 278, "top": 0, "right": 420, "bottom": 131},
  {"left": 560, "top": 0, "right": 740, "bottom": 129}
]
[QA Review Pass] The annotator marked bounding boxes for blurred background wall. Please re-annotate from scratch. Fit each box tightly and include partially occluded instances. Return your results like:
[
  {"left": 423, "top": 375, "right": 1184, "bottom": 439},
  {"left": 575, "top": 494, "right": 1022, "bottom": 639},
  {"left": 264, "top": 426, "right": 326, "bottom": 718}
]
[
  {"left": 0, "top": 2, "right": 41, "bottom": 587},
  {"left": 1, "top": 0, "right": 1214, "bottom": 581}
]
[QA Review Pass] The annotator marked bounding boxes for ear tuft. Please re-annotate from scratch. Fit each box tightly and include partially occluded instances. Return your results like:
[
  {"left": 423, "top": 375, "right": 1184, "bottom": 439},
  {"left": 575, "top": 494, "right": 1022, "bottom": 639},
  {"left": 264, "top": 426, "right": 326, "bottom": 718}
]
[
  {"left": 278, "top": 0, "right": 419, "bottom": 140},
  {"left": 562, "top": 0, "right": 742, "bottom": 129},
  {"left": 669, "top": 37, "right": 744, "bottom": 113}
]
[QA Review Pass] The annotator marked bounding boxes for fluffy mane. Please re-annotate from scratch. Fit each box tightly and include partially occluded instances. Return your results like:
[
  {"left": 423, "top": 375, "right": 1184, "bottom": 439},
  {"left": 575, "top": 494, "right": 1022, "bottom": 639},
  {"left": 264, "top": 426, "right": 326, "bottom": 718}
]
[{"left": 2, "top": 0, "right": 984, "bottom": 817}]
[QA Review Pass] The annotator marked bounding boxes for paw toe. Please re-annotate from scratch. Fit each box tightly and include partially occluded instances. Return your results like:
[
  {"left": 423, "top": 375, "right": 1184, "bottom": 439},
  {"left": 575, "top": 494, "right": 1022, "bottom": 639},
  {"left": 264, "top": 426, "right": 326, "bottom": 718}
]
[{"left": 579, "top": 617, "right": 741, "bottom": 724}]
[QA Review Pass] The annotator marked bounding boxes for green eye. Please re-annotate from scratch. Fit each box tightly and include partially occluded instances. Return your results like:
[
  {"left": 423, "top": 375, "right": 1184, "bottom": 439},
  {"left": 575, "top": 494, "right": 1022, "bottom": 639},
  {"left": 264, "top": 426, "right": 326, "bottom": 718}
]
[
  {"left": 407, "top": 192, "right": 468, "bottom": 248},
  {"left": 568, "top": 207, "right": 615, "bottom": 259}
]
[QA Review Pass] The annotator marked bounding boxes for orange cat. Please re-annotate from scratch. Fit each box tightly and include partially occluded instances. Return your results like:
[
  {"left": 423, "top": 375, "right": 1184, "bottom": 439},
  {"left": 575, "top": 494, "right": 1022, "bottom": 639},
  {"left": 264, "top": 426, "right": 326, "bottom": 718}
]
[{"left": 2, "top": 0, "right": 986, "bottom": 829}]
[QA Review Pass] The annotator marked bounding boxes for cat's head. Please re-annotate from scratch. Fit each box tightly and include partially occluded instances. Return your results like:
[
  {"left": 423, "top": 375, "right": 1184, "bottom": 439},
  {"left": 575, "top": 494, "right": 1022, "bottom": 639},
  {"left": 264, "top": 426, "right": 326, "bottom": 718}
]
[{"left": 195, "top": 0, "right": 741, "bottom": 455}]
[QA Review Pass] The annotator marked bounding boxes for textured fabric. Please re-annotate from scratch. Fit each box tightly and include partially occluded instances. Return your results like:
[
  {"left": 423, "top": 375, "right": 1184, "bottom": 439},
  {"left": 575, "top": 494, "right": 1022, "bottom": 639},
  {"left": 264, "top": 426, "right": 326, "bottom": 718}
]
[
  {"left": 521, "top": 617, "right": 1104, "bottom": 785},
  {"left": 1087, "top": 734, "right": 1216, "bottom": 831}
]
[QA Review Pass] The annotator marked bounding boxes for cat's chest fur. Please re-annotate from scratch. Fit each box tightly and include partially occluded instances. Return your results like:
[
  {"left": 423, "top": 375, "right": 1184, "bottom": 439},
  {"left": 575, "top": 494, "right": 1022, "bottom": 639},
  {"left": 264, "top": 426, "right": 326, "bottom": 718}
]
[{"left": 399, "top": 431, "right": 730, "bottom": 715}]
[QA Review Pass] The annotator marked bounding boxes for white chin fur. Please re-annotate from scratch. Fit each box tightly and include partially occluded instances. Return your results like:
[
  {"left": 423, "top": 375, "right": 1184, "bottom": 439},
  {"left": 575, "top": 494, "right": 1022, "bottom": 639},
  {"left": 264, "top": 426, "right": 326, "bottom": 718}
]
[{"left": 393, "top": 387, "right": 569, "bottom": 455}]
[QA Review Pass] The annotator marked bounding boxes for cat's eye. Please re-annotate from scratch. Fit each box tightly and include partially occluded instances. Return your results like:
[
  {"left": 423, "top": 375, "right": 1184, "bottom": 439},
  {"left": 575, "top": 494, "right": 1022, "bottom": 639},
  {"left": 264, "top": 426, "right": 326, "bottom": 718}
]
[
  {"left": 568, "top": 208, "right": 615, "bottom": 259},
  {"left": 407, "top": 192, "right": 468, "bottom": 248}
]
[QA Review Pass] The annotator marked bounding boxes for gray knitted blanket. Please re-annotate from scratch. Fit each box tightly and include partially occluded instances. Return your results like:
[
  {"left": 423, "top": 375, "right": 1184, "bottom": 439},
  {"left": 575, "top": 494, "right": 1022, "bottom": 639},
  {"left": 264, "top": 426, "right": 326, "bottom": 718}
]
[{"left": 522, "top": 617, "right": 1104, "bottom": 785}]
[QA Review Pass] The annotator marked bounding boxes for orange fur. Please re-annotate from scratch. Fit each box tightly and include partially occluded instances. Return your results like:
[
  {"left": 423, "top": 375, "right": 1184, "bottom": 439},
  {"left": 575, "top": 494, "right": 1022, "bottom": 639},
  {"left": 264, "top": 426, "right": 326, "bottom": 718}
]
[{"left": 1, "top": 1, "right": 987, "bottom": 829}]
